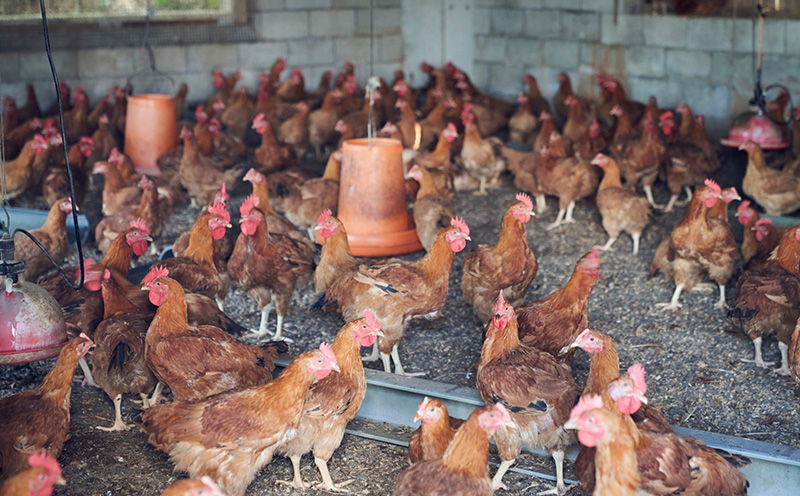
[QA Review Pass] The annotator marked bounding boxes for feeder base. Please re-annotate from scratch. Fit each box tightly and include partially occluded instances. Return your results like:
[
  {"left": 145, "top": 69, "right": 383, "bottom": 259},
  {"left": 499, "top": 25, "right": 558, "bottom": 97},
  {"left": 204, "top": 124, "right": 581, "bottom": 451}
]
[{"left": 0, "top": 340, "right": 68, "bottom": 365}]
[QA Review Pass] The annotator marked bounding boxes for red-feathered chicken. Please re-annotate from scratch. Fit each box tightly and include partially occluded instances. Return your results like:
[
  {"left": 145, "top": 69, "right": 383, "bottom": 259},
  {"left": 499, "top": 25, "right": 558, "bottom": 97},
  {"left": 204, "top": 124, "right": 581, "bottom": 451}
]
[
  {"left": 736, "top": 200, "right": 784, "bottom": 267},
  {"left": 476, "top": 292, "right": 579, "bottom": 493},
  {"left": 592, "top": 154, "right": 651, "bottom": 255},
  {"left": 320, "top": 218, "right": 470, "bottom": 375},
  {"left": 563, "top": 95, "right": 590, "bottom": 145},
  {"left": 516, "top": 246, "right": 601, "bottom": 361},
  {"left": 461, "top": 193, "right": 538, "bottom": 323},
  {"left": 278, "top": 102, "right": 310, "bottom": 159},
  {"left": 278, "top": 310, "right": 383, "bottom": 490},
  {"left": 0, "top": 451, "right": 65, "bottom": 496},
  {"left": 408, "top": 396, "right": 464, "bottom": 464},
  {"left": 651, "top": 181, "right": 739, "bottom": 310},
  {"left": 394, "top": 403, "right": 513, "bottom": 496},
  {"left": 660, "top": 111, "right": 718, "bottom": 212},
  {"left": 141, "top": 344, "right": 339, "bottom": 496},
  {"left": 460, "top": 108, "right": 505, "bottom": 195},
  {"left": 92, "top": 270, "right": 157, "bottom": 431},
  {"left": 178, "top": 127, "right": 241, "bottom": 206},
  {"left": 408, "top": 164, "right": 457, "bottom": 252},
  {"left": 92, "top": 160, "right": 141, "bottom": 218},
  {"left": 14, "top": 199, "right": 72, "bottom": 282},
  {"left": 729, "top": 226, "right": 800, "bottom": 375},
  {"left": 313, "top": 211, "right": 382, "bottom": 296},
  {"left": 228, "top": 195, "right": 316, "bottom": 341},
  {"left": 615, "top": 113, "right": 664, "bottom": 208},
  {"left": 308, "top": 89, "right": 343, "bottom": 159},
  {"left": 0, "top": 334, "right": 93, "bottom": 485},
  {"left": 741, "top": 140, "right": 800, "bottom": 216},
  {"left": 219, "top": 87, "right": 256, "bottom": 141},
  {"left": 142, "top": 267, "right": 288, "bottom": 403},
  {"left": 95, "top": 176, "right": 165, "bottom": 254},
  {"left": 158, "top": 477, "right": 223, "bottom": 496},
  {"left": 251, "top": 113, "right": 297, "bottom": 174},
  {"left": 509, "top": 93, "right": 538, "bottom": 144}
]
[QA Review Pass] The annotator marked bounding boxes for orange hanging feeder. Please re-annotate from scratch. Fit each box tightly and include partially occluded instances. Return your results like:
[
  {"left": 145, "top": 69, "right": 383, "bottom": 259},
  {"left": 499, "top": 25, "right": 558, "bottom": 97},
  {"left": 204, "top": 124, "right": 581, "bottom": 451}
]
[{"left": 124, "top": 94, "right": 178, "bottom": 177}]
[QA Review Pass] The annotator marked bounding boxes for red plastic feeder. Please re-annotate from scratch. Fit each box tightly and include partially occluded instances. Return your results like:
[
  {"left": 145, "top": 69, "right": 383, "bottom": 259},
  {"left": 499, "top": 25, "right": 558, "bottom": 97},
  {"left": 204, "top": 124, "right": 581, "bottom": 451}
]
[
  {"left": 0, "top": 279, "right": 70, "bottom": 365},
  {"left": 338, "top": 137, "right": 423, "bottom": 256},
  {"left": 721, "top": 111, "right": 790, "bottom": 150}
]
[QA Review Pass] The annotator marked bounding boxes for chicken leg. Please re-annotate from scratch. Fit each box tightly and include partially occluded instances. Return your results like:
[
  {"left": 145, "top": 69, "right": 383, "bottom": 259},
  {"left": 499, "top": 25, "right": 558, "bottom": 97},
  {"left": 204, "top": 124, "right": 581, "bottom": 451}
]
[
  {"left": 149, "top": 382, "right": 164, "bottom": 406},
  {"left": 388, "top": 345, "right": 425, "bottom": 376},
  {"left": 632, "top": 232, "right": 641, "bottom": 255},
  {"left": 76, "top": 356, "right": 100, "bottom": 388},
  {"left": 314, "top": 456, "right": 353, "bottom": 492},
  {"left": 600, "top": 237, "right": 617, "bottom": 251},
  {"left": 656, "top": 282, "right": 685, "bottom": 311},
  {"left": 492, "top": 459, "right": 515, "bottom": 491},
  {"left": 643, "top": 185, "right": 663, "bottom": 209},
  {"left": 97, "top": 394, "right": 132, "bottom": 431},
  {"left": 741, "top": 336, "right": 775, "bottom": 368},
  {"left": 535, "top": 450, "right": 570, "bottom": 495},
  {"left": 774, "top": 342, "right": 791, "bottom": 376},
  {"left": 714, "top": 283, "right": 727, "bottom": 310},
  {"left": 535, "top": 194, "right": 547, "bottom": 213},
  {"left": 361, "top": 341, "right": 380, "bottom": 362},
  {"left": 275, "top": 454, "right": 307, "bottom": 489},
  {"left": 563, "top": 201, "right": 577, "bottom": 224},
  {"left": 546, "top": 209, "right": 567, "bottom": 230},
  {"left": 475, "top": 177, "right": 488, "bottom": 196}
]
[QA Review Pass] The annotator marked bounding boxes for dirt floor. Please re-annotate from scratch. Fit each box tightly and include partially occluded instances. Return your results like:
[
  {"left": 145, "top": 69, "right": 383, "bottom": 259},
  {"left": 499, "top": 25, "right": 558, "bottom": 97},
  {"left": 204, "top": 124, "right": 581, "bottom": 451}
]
[{"left": 2, "top": 147, "right": 799, "bottom": 495}]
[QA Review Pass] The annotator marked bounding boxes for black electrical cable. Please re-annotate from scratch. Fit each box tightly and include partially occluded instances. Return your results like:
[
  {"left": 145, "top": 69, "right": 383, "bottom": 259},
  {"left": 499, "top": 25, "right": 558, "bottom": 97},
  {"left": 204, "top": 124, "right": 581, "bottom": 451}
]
[
  {"left": 6, "top": 0, "right": 86, "bottom": 289},
  {"left": 750, "top": 1, "right": 794, "bottom": 127}
]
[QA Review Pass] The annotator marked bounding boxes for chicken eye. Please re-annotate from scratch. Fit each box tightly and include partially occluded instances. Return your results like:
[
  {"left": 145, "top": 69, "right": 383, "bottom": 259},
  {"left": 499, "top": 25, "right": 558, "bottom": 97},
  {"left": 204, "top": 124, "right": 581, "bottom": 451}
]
[
  {"left": 155, "top": 282, "right": 161, "bottom": 287},
  {"left": 588, "top": 337, "right": 595, "bottom": 342},
  {"left": 38, "top": 474, "right": 46, "bottom": 481},
  {"left": 587, "top": 417, "right": 595, "bottom": 424}
]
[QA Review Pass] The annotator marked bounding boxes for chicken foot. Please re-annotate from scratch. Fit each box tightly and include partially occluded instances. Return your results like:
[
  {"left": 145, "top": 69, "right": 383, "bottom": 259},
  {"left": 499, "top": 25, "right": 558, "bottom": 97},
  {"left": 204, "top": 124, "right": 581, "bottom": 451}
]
[
  {"left": 741, "top": 336, "right": 776, "bottom": 368},
  {"left": 491, "top": 459, "right": 515, "bottom": 491},
  {"left": 97, "top": 394, "right": 133, "bottom": 432},
  {"left": 655, "top": 282, "right": 684, "bottom": 311},
  {"left": 76, "top": 356, "right": 101, "bottom": 388},
  {"left": 774, "top": 342, "right": 791, "bottom": 376},
  {"left": 149, "top": 382, "right": 165, "bottom": 406},
  {"left": 361, "top": 342, "right": 380, "bottom": 362},
  {"left": 714, "top": 283, "right": 727, "bottom": 310},
  {"left": 662, "top": 186, "right": 693, "bottom": 213},
  {"left": 546, "top": 209, "right": 566, "bottom": 231},
  {"left": 632, "top": 232, "right": 641, "bottom": 255},
  {"left": 275, "top": 455, "right": 307, "bottom": 489},
  {"left": 314, "top": 456, "right": 353, "bottom": 492},
  {"left": 529, "top": 450, "right": 570, "bottom": 495},
  {"left": 600, "top": 237, "right": 617, "bottom": 252},
  {"left": 643, "top": 185, "right": 664, "bottom": 209},
  {"left": 475, "top": 177, "right": 489, "bottom": 196},
  {"left": 563, "top": 201, "right": 577, "bottom": 224}
]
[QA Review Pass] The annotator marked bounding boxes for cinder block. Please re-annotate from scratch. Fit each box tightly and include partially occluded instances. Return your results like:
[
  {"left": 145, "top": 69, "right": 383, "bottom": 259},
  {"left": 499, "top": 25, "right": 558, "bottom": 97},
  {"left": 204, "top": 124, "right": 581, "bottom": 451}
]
[
  {"left": 579, "top": 43, "right": 625, "bottom": 87},
  {"left": 666, "top": 49, "right": 711, "bottom": 78},
  {"left": 1, "top": 83, "right": 26, "bottom": 103},
  {"left": 237, "top": 42, "right": 287, "bottom": 70},
  {"left": 288, "top": 39, "right": 336, "bottom": 66},
  {"left": 526, "top": 9, "right": 562, "bottom": 39},
  {"left": 733, "top": 19, "right": 785, "bottom": 54},
  {"left": 154, "top": 46, "right": 187, "bottom": 74},
  {"left": 508, "top": 39, "right": 544, "bottom": 65},
  {"left": 334, "top": 37, "right": 372, "bottom": 64},
  {"left": 475, "top": 36, "right": 507, "bottom": 62},
  {"left": 310, "top": 10, "right": 356, "bottom": 37},
  {"left": 683, "top": 82, "right": 729, "bottom": 117},
  {"left": 471, "top": 62, "right": 491, "bottom": 89},
  {"left": 256, "top": 11, "right": 309, "bottom": 40},
  {"left": 477, "top": 0, "right": 543, "bottom": 7},
  {"left": 285, "top": 0, "right": 332, "bottom": 9},
  {"left": 186, "top": 44, "right": 238, "bottom": 72},
  {"left": 624, "top": 46, "right": 664, "bottom": 77},
  {"left": 643, "top": 15, "right": 688, "bottom": 48},
  {"left": 490, "top": 63, "right": 527, "bottom": 99},
  {"left": 686, "top": 17, "right": 732, "bottom": 52},
  {"left": 787, "top": 20, "right": 800, "bottom": 56},
  {"left": 379, "top": 35, "right": 403, "bottom": 62},
  {"left": 626, "top": 77, "right": 682, "bottom": 108},
  {"left": 19, "top": 50, "right": 79, "bottom": 81},
  {"left": 78, "top": 49, "right": 134, "bottom": 78},
  {"left": 0, "top": 53, "right": 20, "bottom": 81},
  {"left": 600, "top": 14, "right": 644, "bottom": 45},
  {"left": 583, "top": 0, "right": 615, "bottom": 12},
  {"left": 491, "top": 9, "right": 525, "bottom": 36},
  {"left": 356, "top": 8, "right": 401, "bottom": 36},
  {"left": 709, "top": 51, "right": 734, "bottom": 84},
  {"left": 334, "top": 0, "right": 370, "bottom": 7},
  {"left": 474, "top": 8, "right": 491, "bottom": 35},
  {"left": 544, "top": 0, "right": 581, "bottom": 9},
  {"left": 561, "top": 12, "right": 600, "bottom": 42},
  {"left": 253, "top": 0, "right": 284, "bottom": 12},
  {"left": 544, "top": 41, "right": 580, "bottom": 70}
]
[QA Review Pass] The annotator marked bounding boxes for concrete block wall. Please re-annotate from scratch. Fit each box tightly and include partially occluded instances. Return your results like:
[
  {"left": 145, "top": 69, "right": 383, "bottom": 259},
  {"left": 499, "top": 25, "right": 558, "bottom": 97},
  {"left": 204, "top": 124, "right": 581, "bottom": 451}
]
[
  {"left": 1, "top": 0, "right": 401, "bottom": 109},
  {"left": 472, "top": 0, "right": 800, "bottom": 138}
]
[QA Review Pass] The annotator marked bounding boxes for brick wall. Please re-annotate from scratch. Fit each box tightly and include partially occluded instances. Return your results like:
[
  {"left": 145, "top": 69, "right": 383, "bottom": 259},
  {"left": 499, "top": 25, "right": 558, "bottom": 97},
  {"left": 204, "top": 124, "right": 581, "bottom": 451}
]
[
  {"left": 0, "top": 0, "right": 401, "bottom": 108},
  {"left": 472, "top": 0, "right": 800, "bottom": 138}
]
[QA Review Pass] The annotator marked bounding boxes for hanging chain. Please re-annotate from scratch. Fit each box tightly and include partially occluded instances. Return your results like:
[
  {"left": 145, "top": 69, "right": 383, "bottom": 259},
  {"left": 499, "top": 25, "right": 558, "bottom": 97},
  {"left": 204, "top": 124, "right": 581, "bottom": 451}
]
[{"left": 0, "top": 71, "right": 10, "bottom": 232}]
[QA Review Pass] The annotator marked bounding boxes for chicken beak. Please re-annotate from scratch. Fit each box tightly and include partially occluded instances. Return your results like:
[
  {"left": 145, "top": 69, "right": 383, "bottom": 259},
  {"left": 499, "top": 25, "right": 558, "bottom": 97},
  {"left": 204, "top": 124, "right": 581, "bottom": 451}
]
[
  {"left": 463, "top": 235, "right": 472, "bottom": 241},
  {"left": 738, "top": 143, "right": 746, "bottom": 150},
  {"left": 314, "top": 224, "right": 324, "bottom": 231},
  {"left": 144, "top": 235, "right": 153, "bottom": 242},
  {"left": 225, "top": 222, "right": 233, "bottom": 228},
  {"left": 375, "top": 329, "right": 385, "bottom": 337},
  {"left": 142, "top": 285, "right": 150, "bottom": 291},
  {"left": 564, "top": 418, "right": 579, "bottom": 430},
  {"left": 413, "top": 412, "right": 423, "bottom": 423},
  {"left": 56, "top": 475, "right": 66, "bottom": 485},
  {"left": 636, "top": 391, "right": 648, "bottom": 404},
  {"left": 331, "top": 363, "right": 341, "bottom": 373}
]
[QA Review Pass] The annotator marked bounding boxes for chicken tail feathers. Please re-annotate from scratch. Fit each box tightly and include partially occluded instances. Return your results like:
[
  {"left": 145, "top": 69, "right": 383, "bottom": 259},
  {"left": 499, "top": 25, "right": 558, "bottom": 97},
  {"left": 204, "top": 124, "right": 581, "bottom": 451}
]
[
  {"left": 259, "top": 340, "right": 289, "bottom": 358},
  {"left": 713, "top": 448, "right": 752, "bottom": 468},
  {"left": 216, "top": 312, "right": 247, "bottom": 336},
  {"left": 108, "top": 341, "right": 132, "bottom": 373},
  {"left": 726, "top": 306, "right": 758, "bottom": 329}
]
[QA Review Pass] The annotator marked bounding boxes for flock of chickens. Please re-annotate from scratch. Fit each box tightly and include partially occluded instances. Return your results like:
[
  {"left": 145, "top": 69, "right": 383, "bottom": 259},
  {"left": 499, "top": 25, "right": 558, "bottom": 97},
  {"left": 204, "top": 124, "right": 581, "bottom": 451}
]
[{"left": 2, "top": 56, "right": 800, "bottom": 496}]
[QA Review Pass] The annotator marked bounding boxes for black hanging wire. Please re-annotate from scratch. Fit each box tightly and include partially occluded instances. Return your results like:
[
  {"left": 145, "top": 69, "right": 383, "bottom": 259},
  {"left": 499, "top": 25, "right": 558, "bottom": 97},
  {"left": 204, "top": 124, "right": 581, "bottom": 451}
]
[
  {"left": 0, "top": 0, "right": 85, "bottom": 289},
  {"left": 750, "top": 0, "right": 794, "bottom": 126}
]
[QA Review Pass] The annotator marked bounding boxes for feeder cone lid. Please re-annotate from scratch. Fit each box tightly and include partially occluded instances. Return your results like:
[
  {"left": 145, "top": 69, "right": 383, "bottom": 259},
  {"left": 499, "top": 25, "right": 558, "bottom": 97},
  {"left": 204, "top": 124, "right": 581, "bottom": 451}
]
[
  {"left": 721, "top": 111, "right": 790, "bottom": 150},
  {"left": 0, "top": 279, "right": 70, "bottom": 365}
]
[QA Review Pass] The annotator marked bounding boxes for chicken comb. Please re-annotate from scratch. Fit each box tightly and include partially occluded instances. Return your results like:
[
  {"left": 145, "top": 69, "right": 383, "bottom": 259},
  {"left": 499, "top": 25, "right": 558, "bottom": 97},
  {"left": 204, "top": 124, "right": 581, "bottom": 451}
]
[
  {"left": 493, "top": 402, "right": 511, "bottom": 422},
  {"left": 318, "top": 342, "right": 337, "bottom": 365},
  {"left": 317, "top": 209, "right": 332, "bottom": 226},
  {"left": 77, "top": 258, "right": 95, "bottom": 281},
  {"left": 736, "top": 200, "right": 751, "bottom": 213},
  {"left": 704, "top": 178, "right": 721, "bottom": 195},
  {"left": 109, "top": 147, "right": 121, "bottom": 164},
  {"left": 627, "top": 363, "right": 647, "bottom": 395},
  {"left": 103, "top": 269, "right": 112, "bottom": 280},
  {"left": 515, "top": 192, "right": 533, "bottom": 211},
  {"left": 143, "top": 265, "right": 169, "bottom": 286},
  {"left": 208, "top": 201, "right": 230, "bottom": 221},
  {"left": 382, "top": 121, "right": 397, "bottom": 133},
  {"left": 240, "top": 194, "right": 261, "bottom": 217},
  {"left": 81, "top": 136, "right": 94, "bottom": 146},
  {"left": 570, "top": 394, "right": 604, "bottom": 420},
  {"left": 549, "top": 131, "right": 561, "bottom": 141},
  {"left": 28, "top": 451, "right": 61, "bottom": 476},
  {"left": 363, "top": 308, "right": 381, "bottom": 331},
  {"left": 461, "top": 102, "right": 474, "bottom": 114},
  {"left": 195, "top": 105, "right": 208, "bottom": 122},
  {"left": 218, "top": 182, "right": 228, "bottom": 200},
  {"left": 450, "top": 217, "right": 470, "bottom": 236},
  {"left": 446, "top": 122, "right": 458, "bottom": 134},
  {"left": 659, "top": 111, "right": 674, "bottom": 122},
  {"left": 252, "top": 113, "right": 266, "bottom": 129},
  {"left": 129, "top": 218, "right": 151, "bottom": 235},
  {"left": 494, "top": 290, "right": 507, "bottom": 317},
  {"left": 755, "top": 218, "right": 773, "bottom": 228},
  {"left": 33, "top": 134, "right": 47, "bottom": 146},
  {"left": 139, "top": 175, "right": 153, "bottom": 188}
]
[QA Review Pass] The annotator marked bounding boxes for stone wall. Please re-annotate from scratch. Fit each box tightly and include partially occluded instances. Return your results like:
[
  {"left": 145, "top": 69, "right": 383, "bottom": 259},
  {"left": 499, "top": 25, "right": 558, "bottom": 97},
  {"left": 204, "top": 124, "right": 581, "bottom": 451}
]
[
  {"left": 472, "top": 0, "right": 800, "bottom": 137},
  {"left": 0, "top": 0, "right": 402, "bottom": 108}
]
